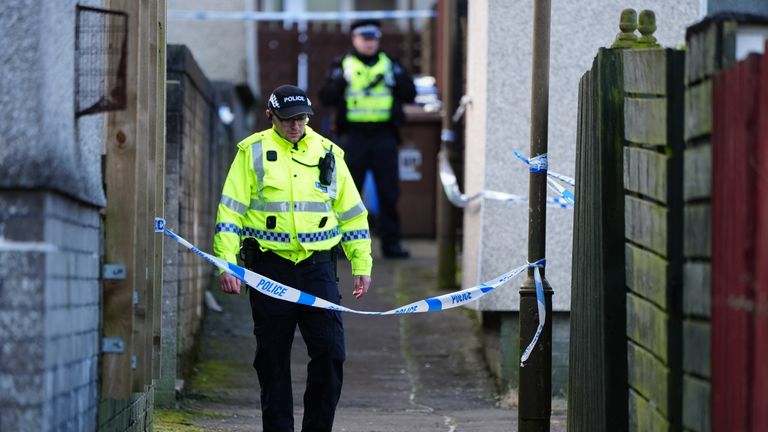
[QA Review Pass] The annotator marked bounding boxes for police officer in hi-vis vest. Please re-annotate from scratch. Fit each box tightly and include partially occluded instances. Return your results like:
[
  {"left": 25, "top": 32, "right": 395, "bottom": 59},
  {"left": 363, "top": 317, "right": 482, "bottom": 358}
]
[
  {"left": 214, "top": 84, "right": 372, "bottom": 432},
  {"left": 319, "top": 19, "right": 416, "bottom": 259}
]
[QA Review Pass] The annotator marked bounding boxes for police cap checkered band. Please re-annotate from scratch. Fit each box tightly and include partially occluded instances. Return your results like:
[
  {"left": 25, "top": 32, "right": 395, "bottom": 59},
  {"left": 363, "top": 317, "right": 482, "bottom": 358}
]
[{"left": 268, "top": 85, "right": 314, "bottom": 118}]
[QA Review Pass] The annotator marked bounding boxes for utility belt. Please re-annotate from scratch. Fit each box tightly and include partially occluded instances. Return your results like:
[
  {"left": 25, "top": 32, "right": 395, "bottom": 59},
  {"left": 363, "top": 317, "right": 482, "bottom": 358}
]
[{"left": 240, "top": 237, "right": 339, "bottom": 280}]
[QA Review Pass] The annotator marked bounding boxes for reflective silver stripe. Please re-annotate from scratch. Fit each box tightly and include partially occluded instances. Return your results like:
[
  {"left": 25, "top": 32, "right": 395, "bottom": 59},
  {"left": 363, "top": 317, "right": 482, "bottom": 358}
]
[
  {"left": 250, "top": 200, "right": 290, "bottom": 212},
  {"left": 220, "top": 195, "right": 247, "bottom": 215},
  {"left": 345, "top": 90, "right": 392, "bottom": 98},
  {"left": 337, "top": 202, "right": 366, "bottom": 222},
  {"left": 252, "top": 141, "right": 264, "bottom": 203},
  {"left": 249, "top": 200, "right": 331, "bottom": 213},
  {"left": 347, "top": 108, "right": 391, "bottom": 114},
  {"left": 327, "top": 156, "right": 338, "bottom": 199},
  {"left": 294, "top": 201, "right": 332, "bottom": 212}
]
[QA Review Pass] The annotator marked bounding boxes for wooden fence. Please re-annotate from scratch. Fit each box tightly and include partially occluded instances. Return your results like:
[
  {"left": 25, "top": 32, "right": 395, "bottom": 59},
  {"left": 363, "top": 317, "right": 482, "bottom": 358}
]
[
  {"left": 570, "top": 14, "right": 768, "bottom": 432},
  {"left": 685, "top": 15, "right": 768, "bottom": 432},
  {"left": 568, "top": 48, "right": 628, "bottom": 432},
  {"left": 754, "top": 46, "right": 768, "bottom": 432},
  {"left": 102, "top": 0, "right": 166, "bottom": 399},
  {"left": 711, "top": 42, "right": 768, "bottom": 432},
  {"left": 569, "top": 45, "right": 685, "bottom": 431}
]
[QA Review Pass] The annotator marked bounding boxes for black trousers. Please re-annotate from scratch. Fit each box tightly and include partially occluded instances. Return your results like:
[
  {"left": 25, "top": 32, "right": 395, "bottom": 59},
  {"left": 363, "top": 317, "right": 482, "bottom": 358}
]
[
  {"left": 339, "top": 128, "right": 402, "bottom": 249},
  {"left": 247, "top": 250, "right": 345, "bottom": 432}
]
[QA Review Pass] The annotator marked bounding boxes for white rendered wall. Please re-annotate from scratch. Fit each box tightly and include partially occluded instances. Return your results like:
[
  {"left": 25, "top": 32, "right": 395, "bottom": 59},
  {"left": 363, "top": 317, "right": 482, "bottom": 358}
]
[
  {"left": 167, "top": 0, "right": 250, "bottom": 88},
  {"left": 463, "top": 0, "right": 700, "bottom": 311}
]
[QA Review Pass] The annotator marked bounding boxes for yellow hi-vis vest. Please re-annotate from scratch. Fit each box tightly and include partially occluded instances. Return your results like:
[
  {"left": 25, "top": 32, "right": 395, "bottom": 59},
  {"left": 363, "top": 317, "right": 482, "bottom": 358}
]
[
  {"left": 213, "top": 126, "right": 372, "bottom": 276},
  {"left": 342, "top": 52, "right": 395, "bottom": 123}
]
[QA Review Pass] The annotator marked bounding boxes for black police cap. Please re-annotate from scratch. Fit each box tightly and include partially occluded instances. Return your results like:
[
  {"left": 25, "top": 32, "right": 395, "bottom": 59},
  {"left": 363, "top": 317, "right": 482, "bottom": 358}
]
[
  {"left": 350, "top": 19, "right": 382, "bottom": 39},
  {"left": 267, "top": 85, "right": 314, "bottom": 118}
]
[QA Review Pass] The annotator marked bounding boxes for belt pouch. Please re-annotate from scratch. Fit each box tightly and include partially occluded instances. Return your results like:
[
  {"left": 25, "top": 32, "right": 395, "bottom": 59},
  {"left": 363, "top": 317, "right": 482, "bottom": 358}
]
[{"left": 240, "top": 238, "right": 261, "bottom": 270}]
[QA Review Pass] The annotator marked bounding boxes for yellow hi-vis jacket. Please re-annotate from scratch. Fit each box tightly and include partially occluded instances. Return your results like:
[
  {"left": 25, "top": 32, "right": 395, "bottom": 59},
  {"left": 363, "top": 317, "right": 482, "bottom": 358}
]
[
  {"left": 213, "top": 125, "right": 372, "bottom": 276},
  {"left": 342, "top": 52, "right": 395, "bottom": 123}
]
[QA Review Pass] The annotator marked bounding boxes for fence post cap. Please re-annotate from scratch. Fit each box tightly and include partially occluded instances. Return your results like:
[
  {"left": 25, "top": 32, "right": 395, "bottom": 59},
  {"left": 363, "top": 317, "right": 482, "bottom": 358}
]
[
  {"left": 611, "top": 8, "right": 638, "bottom": 49},
  {"left": 635, "top": 9, "right": 661, "bottom": 48}
]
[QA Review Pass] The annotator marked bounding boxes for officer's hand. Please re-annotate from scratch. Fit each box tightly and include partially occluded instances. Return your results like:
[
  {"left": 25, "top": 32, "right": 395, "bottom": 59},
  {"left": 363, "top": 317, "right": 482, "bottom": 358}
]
[
  {"left": 352, "top": 275, "right": 371, "bottom": 299},
  {"left": 220, "top": 273, "right": 241, "bottom": 295}
]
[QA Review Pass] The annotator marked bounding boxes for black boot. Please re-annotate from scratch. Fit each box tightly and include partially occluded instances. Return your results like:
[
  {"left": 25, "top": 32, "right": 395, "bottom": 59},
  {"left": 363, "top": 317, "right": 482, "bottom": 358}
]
[{"left": 382, "top": 243, "right": 410, "bottom": 259}]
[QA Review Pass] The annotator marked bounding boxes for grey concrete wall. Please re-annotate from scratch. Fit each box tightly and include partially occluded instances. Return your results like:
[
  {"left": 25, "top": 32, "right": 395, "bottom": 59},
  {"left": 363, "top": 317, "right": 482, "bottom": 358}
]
[
  {"left": 463, "top": 0, "right": 701, "bottom": 312},
  {"left": 0, "top": 191, "right": 101, "bottom": 431},
  {"left": 481, "top": 312, "right": 570, "bottom": 396}
]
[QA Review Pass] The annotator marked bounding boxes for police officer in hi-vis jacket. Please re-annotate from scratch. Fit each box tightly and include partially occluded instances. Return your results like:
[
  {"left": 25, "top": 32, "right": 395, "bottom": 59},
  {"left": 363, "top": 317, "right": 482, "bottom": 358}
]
[
  {"left": 214, "top": 84, "right": 372, "bottom": 432},
  {"left": 319, "top": 19, "right": 417, "bottom": 259}
]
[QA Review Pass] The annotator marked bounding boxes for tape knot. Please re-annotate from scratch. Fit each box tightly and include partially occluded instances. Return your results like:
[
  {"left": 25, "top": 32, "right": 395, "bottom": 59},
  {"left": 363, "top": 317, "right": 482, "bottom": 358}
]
[{"left": 529, "top": 154, "right": 548, "bottom": 173}]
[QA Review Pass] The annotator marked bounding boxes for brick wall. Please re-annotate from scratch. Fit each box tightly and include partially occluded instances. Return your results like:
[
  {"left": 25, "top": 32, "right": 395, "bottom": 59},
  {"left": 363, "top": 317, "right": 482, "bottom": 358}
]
[
  {"left": 157, "top": 45, "right": 220, "bottom": 405},
  {"left": 0, "top": 191, "right": 100, "bottom": 431},
  {"left": 177, "top": 70, "right": 214, "bottom": 366}
]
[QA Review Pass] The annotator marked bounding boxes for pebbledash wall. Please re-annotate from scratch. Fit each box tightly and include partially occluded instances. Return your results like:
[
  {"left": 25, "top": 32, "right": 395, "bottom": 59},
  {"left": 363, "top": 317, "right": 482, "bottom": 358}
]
[
  {"left": 0, "top": 1, "right": 107, "bottom": 430},
  {"left": 462, "top": 0, "right": 701, "bottom": 396},
  {"left": 0, "top": 1, "right": 155, "bottom": 431}
]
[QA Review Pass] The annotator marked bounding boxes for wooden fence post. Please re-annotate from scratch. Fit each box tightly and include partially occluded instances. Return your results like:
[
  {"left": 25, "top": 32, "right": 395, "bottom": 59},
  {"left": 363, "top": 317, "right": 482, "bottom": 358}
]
[
  {"left": 153, "top": 0, "right": 167, "bottom": 379},
  {"left": 102, "top": 0, "right": 140, "bottom": 399},
  {"left": 568, "top": 48, "right": 627, "bottom": 432},
  {"left": 132, "top": 0, "right": 152, "bottom": 390},
  {"left": 102, "top": 0, "right": 165, "bottom": 398}
]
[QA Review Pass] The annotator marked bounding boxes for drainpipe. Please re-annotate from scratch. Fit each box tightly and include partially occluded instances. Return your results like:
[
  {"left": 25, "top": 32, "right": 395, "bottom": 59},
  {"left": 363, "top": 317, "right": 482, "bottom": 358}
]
[
  {"left": 436, "top": 0, "right": 459, "bottom": 291},
  {"left": 518, "top": 0, "right": 553, "bottom": 430}
]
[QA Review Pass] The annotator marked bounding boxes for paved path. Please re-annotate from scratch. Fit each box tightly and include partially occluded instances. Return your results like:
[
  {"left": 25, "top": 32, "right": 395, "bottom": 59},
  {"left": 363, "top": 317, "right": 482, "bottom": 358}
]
[{"left": 163, "top": 240, "right": 566, "bottom": 431}]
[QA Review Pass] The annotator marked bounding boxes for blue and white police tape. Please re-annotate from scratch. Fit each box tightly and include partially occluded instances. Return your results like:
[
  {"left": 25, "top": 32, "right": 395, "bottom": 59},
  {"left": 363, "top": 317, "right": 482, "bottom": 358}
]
[
  {"left": 546, "top": 177, "right": 575, "bottom": 206},
  {"left": 514, "top": 151, "right": 576, "bottom": 205},
  {"left": 519, "top": 260, "right": 546, "bottom": 367},
  {"left": 527, "top": 153, "right": 548, "bottom": 173},
  {"left": 168, "top": 10, "right": 437, "bottom": 22},
  {"left": 155, "top": 218, "right": 542, "bottom": 318},
  {"left": 438, "top": 150, "right": 572, "bottom": 209},
  {"left": 513, "top": 151, "right": 576, "bottom": 186}
]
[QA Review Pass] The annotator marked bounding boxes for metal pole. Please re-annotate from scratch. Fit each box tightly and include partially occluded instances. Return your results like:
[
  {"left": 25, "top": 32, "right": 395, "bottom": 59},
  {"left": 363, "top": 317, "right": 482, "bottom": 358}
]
[
  {"left": 436, "top": 0, "right": 458, "bottom": 291},
  {"left": 519, "top": 0, "right": 552, "bottom": 431}
]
